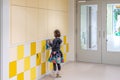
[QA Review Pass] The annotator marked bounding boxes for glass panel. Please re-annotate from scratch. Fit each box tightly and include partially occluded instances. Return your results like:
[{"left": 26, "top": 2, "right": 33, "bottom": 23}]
[
  {"left": 80, "top": 5, "right": 97, "bottom": 50},
  {"left": 107, "top": 4, "right": 120, "bottom": 52}
]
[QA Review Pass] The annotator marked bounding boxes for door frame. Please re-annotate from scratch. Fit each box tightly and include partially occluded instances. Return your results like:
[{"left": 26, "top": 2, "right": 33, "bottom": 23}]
[
  {"left": 76, "top": 0, "right": 102, "bottom": 63},
  {"left": 76, "top": 0, "right": 120, "bottom": 65},
  {"left": 102, "top": 0, "right": 120, "bottom": 65}
]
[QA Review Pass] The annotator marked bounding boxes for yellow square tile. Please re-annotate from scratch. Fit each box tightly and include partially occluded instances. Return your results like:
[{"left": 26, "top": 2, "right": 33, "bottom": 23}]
[
  {"left": 31, "top": 67, "right": 36, "bottom": 80},
  {"left": 63, "top": 45, "right": 66, "bottom": 53},
  {"left": 17, "top": 72, "right": 24, "bottom": 80},
  {"left": 41, "top": 62, "right": 46, "bottom": 75},
  {"left": 9, "top": 61, "right": 17, "bottom": 78},
  {"left": 41, "top": 46, "right": 45, "bottom": 53},
  {"left": 46, "top": 50, "right": 50, "bottom": 61},
  {"left": 64, "top": 53, "right": 67, "bottom": 62},
  {"left": 63, "top": 36, "right": 67, "bottom": 44},
  {"left": 24, "top": 56, "right": 30, "bottom": 71},
  {"left": 36, "top": 53, "right": 41, "bottom": 66},
  {"left": 41, "top": 40, "right": 46, "bottom": 46},
  {"left": 31, "top": 42, "right": 36, "bottom": 56},
  {"left": 66, "top": 43, "right": 69, "bottom": 52},
  {"left": 60, "top": 45, "right": 64, "bottom": 53},
  {"left": 41, "top": 40, "right": 46, "bottom": 53},
  {"left": 17, "top": 45, "right": 24, "bottom": 60},
  {"left": 49, "top": 62, "right": 53, "bottom": 71}
]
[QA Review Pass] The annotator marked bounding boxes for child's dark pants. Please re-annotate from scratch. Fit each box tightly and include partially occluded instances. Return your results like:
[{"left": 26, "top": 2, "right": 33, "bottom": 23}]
[{"left": 53, "top": 63, "right": 61, "bottom": 71}]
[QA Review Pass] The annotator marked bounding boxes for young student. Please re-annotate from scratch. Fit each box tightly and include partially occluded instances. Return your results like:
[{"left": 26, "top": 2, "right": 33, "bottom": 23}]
[{"left": 48, "top": 29, "right": 64, "bottom": 78}]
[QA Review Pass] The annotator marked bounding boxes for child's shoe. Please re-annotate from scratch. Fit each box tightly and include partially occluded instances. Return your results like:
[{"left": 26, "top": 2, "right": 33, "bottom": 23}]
[
  {"left": 56, "top": 73, "right": 61, "bottom": 78},
  {"left": 50, "top": 71, "right": 56, "bottom": 78}
]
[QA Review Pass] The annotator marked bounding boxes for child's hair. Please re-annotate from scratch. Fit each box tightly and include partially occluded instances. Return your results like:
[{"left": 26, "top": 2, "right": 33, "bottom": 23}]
[{"left": 54, "top": 29, "right": 61, "bottom": 37}]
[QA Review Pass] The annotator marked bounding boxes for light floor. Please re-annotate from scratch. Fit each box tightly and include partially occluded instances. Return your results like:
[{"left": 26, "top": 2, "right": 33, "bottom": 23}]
[{"left": 41, "top": 62, "right": 120, "bottom": 80}]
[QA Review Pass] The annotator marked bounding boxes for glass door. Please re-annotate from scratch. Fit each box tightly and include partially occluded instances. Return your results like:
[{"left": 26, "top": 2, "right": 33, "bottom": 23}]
[
  {"left": 77, "top": 1, "right": 102, "bottom": 63},
  {"left": 102, "top": 0, "right": 120, "bottom": 65},
  {"left": 77, "top": 0, "right": 120, "bottom": 65}
]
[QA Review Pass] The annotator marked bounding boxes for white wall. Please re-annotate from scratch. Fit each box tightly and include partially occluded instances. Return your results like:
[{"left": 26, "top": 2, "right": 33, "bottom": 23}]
[
  {"left": 0, "top": 0, "right": 2, "bottom": 79},
  {"left": 0, "top": 0, "right": 9, "bottom": 80},
  {"left": 0, "top": 0, "right": 72, "bottom": 80},
  {"left": 9, "top": 0, "right": 69, "bottom": 80},
  {"left": 68, "top": 0, "right": 76, "bottom": 61}
]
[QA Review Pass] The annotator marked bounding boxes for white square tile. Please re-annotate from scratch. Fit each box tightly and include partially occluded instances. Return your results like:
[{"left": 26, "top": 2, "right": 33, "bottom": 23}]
[
  {"left": 9, "top": 47, "right": 17, "bottom": 62},
  {"left": 24, "top": 43, "right": 30, "bottom": 57},
  {"left": 36, "top": 66, "right": 41, "bottom": 79},
  {"left": 40, "top": 65, "right": 41, "bottom": 76},
  {"left": 46, "top": 62, "right": 50, "bottom": 73},
  {"left": 30, "top": 55, "right": 36, "bottom": 68},
  {"left": 64, "top": 45, "right": 67, "bottom": 53},
  {"left": 9, "top": 76, "right": 17, "bottom": 80},
  {"left": 17, "top": 59, "right": 24, "bottom": 74},
  {"left": 36, "top": 42, "right": 41, "bottom": 53},
  {"left": 41, "top": 52, "right": 46, "bottom": 63},
  {"left": 24, "top": 70, "right": 30, "bottom": 80},
  {"left": 48, "top": 62, "right": 53, "bottom": 72}
]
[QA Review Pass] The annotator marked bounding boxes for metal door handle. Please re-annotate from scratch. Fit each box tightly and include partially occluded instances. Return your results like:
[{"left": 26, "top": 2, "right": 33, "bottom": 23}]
[
  {"left": 103, "top": 31, "right": 105, "bottom": 38},
  {"left": 99, "top": 31, "right": 101, "bottom": 38}
]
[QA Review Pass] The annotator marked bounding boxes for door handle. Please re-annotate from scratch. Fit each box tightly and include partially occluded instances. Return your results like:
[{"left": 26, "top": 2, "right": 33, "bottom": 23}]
[
  {"left": 99, "top": 31, "right": 101, "bottom": 38},
  {"left": 106, "top": 39, "right": 108, "bottom": 42}
]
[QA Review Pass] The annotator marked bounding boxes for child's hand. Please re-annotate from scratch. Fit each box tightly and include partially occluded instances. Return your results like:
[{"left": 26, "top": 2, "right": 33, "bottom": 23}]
[
  {"left": 47, "top": 40, "right": 50, "bottom": 43},
  {"left": 47, "top": 40, "right": 51, "bottom": 44},
  {"left": 49, "top": 39, "right": 53, "bottom": 43},
  {"left": 53, "top": 51, "right": 56, "bottom": 54}
]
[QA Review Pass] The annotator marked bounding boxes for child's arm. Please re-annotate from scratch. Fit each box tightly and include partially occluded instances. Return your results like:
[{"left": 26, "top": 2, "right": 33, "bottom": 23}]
[
  {"left": 49, "top": 39, "right": 58, "bottom": 48},
  {"left": 48, "top": 39, "right": 53, "bottom": 47}
]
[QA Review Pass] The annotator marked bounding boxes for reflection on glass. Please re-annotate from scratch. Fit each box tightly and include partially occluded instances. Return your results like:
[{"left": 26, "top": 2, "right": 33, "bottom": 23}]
[
  {"left": 107, "top": 4, "right": 120, "bottom": 52},
  {"left": 80, "top": 5, "right": 97, "bottom": 50}
]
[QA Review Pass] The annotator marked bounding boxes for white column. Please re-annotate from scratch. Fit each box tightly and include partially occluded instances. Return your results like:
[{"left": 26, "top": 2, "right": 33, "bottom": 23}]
[
  {"left": 0, "top": 0, "right": 10, "bottom": 80},
  {"left": 68, "top": 0, "right": 76, "bottom": 61},
  {"left": 0, "top": 0, "right": 2, "bottom": 79}
]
